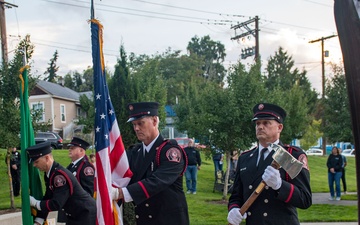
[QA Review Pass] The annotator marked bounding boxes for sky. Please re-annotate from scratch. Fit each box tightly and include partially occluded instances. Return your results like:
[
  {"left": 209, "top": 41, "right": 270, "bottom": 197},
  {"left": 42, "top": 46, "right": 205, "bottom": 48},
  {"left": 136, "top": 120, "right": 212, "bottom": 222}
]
[{"left": 4, "top": 0, "right": 343, "bottom": 94}]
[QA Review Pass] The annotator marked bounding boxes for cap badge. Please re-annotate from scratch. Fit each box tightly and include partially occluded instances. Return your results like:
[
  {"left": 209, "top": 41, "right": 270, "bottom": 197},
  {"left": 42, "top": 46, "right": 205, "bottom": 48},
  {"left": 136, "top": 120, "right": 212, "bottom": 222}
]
[
  {"left": 129, "top": 105, "right": 134, "bottom": 111},
  {"left": 258, "top": 104, "right": 264, "bottom": 110}
]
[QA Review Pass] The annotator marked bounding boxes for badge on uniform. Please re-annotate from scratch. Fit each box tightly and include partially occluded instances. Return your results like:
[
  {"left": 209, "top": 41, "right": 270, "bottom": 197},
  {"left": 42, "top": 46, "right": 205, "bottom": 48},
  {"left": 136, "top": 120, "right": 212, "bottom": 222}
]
[
  {"left": 54, "top": 175, "right": 67, "bottom": 187},
  {"left": 166, "top": 148, "right": 181, "bottom": 162},
  {"left": 84, "top": 166, "right": 95, "bottom": 176}
]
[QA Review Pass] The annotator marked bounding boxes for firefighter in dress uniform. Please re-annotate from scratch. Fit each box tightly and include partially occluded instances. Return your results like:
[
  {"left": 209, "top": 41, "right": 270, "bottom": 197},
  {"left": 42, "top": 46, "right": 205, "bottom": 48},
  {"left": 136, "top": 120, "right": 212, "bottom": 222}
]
[
  {"left": 111, "top": 102, "right": 189, "bottom": 225},
  {"left": 27, "top": 142, "right": 96, "bottom": 225},
  {"left": 6, "top": 147, "right": 21, "bottom": 196},
  {"left": 58, "top": 137, "right": 95, "bottom": 223},
  {"left": 227, "top": 103, "right": 312, "bottom": 225}
]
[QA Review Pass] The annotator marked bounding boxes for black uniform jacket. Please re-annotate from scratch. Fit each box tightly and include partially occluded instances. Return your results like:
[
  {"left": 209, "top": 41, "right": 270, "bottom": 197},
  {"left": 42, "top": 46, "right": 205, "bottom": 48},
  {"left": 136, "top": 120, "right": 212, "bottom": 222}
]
[
  {"left": 126, "top": 135, "right": 189, "bottom": 225},
  {"left": 228, "top": 143, "right": 312, "bottom": 225},
  {"left": 37, "top": 161, "right": 96, "bottom": 225},
  {"left": 58, "top": 156, "right": 95, "bottom": 223},
  {"left": 67, "top": 156, "right": 95, "bottom": 196}
]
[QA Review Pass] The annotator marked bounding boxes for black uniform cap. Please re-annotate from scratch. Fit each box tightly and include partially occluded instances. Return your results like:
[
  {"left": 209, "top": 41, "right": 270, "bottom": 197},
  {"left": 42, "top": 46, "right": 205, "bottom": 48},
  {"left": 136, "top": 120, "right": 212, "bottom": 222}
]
[
  {"left": 252, "top": 103, "right": 287, "bottom": 124},
  {"left": 68, "top": 137, "right": 90, "bottom": 150},
  {"left": 127, "top": 102, "right": 159, "bottom": 122},
  {"left": 27, "top": 142, "right": 52, "bottom": 162}
]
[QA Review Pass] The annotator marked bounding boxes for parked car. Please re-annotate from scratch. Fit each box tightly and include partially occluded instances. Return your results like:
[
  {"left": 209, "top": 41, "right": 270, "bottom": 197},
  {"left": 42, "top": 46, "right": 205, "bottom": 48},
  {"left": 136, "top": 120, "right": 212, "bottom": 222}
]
[
  {"left": 35, "top": 131, "right": 63, "bottom": 149},
  {"left": 305, "top": 148, "right": 323, "bottom": 156},
  {"left": 342, "top": 149, "right": 355, "bottom": 157}
]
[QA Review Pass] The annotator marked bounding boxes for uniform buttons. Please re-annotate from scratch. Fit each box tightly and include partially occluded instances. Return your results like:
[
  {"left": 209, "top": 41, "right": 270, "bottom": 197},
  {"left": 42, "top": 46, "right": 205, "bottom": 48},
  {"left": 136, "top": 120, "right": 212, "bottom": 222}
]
[
  {"left": 62, "top": 209, "right": 65, "bottom": 211},
  {"left": 264, "top": 199, "right": 268, "bottom": 203},
  {"left": 263, "top": 212, "right": 268, "bottom": 217},
  {"left": 249, "top": 185, "right": 253, "bottom": 189},
  {"left": 135, "top": 215, "right": 139, "bottom": 219},
  {"left": 247, "top": 212, "right": 251, "bottom": 216},
  {"left": 149, "top": 215, "right": 152, "bottom": 218},
  {"left": 145, "top": 203, "right": 149, "bottom": 207},
  {"left": 265, "top": 186, "right": 269, "bottom": 190}
]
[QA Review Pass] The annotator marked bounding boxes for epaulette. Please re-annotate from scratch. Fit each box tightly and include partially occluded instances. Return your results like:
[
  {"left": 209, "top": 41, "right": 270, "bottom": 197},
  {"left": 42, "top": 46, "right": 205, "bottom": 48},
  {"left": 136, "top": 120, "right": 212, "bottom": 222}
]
[
  {"left": 240, "top": 146, "right": 257, "bottom": 156},
  {"left": 283, "top": 144, "right": 303, "bottom": 152}
]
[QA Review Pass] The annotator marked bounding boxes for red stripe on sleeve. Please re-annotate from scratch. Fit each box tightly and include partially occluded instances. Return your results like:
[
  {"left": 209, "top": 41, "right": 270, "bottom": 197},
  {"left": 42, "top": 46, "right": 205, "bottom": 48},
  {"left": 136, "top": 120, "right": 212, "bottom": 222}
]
[
  {"left": 138, "top": 181, "right": 150, "bottom": 199},
  {"left": 285, "top": 184, "right": 294, "bottom": 203}
]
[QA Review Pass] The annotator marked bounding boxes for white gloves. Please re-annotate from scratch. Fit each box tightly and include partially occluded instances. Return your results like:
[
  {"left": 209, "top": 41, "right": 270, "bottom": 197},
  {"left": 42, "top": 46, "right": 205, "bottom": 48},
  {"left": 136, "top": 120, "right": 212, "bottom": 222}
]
[
  {"left": 30, "top": 196, "right": 41, "bottom": 210},
  {"left": 262, "top": 166, "right": 282, "bottom": 190},
  {"left": 227, "top": 208, "right": 247, "bottom": 225},
  {"left": 111, "top": 187, "right": 119, "bottom": 200}
]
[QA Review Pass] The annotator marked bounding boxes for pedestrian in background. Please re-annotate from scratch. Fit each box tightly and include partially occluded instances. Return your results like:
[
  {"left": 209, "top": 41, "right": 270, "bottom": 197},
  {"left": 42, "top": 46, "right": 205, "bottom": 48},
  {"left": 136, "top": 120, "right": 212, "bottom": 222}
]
[
  {"left": 184, "top": 138, "right": 201, "bottom": 194},
  {"left": 327, "top": 146, "right": 343, "bottom": 200},
  {"left": 5, "top": 147, "right": 21, "bottom": 197}
]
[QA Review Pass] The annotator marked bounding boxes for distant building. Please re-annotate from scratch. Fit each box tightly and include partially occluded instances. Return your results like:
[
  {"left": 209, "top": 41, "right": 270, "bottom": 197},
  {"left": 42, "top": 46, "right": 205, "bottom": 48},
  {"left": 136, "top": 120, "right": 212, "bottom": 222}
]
[
  {"left": 29, "top": 80, "right": 92, "bottom": 140},
  {"left": 161, "top": 105, "right": 187, "bottom": 139}
]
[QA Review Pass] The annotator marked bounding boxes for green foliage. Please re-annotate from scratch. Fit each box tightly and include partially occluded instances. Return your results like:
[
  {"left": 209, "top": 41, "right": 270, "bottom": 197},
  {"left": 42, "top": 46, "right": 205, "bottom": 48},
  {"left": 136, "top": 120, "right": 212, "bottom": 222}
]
[
  {"left": 77, "top": 94, "right": 95, "bottom": 134},
  {"left": 187, "top": 35, "right": 226, "bottom": 84},
  {"left": 44, "top": 50, "right": 59, "bottom": 83},
  {"left": 0, "top": 36, "right": 35, "bottom": 149},
  {"left": 323, "top": 63, "right": 352, "bottom": 143},
  {"left": 300, "top": 119, "right": 323, "bottom": 150}
]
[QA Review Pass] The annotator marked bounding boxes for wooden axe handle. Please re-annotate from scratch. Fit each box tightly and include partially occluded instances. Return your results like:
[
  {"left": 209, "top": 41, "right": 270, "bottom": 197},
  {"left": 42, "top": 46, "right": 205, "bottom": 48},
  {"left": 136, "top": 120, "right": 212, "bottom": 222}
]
[{"left": 228, "top": 160, "right": 280, "bottom": 225}]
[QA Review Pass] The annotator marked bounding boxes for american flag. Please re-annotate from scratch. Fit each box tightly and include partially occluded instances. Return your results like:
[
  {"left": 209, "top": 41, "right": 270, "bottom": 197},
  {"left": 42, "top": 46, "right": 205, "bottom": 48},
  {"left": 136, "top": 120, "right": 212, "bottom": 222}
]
[{"left": 90, "top": 19, "right": 133, "bottom": 225}]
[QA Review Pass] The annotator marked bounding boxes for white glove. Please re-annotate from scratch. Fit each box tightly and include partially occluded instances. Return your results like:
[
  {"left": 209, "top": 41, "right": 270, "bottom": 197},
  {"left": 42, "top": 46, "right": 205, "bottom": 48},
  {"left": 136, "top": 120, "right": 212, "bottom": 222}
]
[
  {"left": 30, "top": 196, "right": 41, "bottom": 210},
  {"left": 262, "top": 166, "right": 282, "bottom": 190},
  {"left": 227, "top": 208, "right": 247, "bottom": 225},
  {"left": 111, "top": 187, "right": 119, "bottom": 200}
]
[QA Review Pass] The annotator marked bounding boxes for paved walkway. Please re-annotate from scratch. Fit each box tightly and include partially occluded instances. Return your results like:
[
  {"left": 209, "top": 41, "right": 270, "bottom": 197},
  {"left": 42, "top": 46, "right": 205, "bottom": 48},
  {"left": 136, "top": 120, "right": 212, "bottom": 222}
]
[{"left": 0, "top": 193, "right": 358, "bottom": 225}]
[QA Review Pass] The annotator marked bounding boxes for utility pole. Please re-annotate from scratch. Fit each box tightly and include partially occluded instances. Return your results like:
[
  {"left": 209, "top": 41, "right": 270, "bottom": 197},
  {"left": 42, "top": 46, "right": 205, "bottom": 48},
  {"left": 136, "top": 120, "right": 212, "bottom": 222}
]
[
  {"left": 231, "top": 16, "right": 260, "bottom": 61},
  {"left": 309, "top": 34, "right": 337, "bottom": 155},
  {"left": 0, "top": 0, "right": 18, "bottom": 64}
]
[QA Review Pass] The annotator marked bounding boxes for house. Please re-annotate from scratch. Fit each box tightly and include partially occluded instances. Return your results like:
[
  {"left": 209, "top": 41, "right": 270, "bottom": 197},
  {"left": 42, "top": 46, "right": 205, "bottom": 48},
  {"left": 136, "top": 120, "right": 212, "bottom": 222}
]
[{"left": 29, "top": 80, "right": 92, "bottom": 140}]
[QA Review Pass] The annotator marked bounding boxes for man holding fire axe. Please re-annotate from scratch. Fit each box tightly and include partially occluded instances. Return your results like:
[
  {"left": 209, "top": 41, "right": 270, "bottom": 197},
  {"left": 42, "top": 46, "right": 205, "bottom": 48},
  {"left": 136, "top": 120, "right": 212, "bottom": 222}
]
[{"left": 227, "top": 103, "right": 312, "bottom": 225}]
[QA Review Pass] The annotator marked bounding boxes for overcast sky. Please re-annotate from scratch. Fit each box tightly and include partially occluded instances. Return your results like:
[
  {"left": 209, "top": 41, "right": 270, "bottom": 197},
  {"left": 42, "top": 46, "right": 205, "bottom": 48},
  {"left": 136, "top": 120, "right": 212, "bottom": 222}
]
[{"left": 4, "top": 0, "right": 342, "bottom": 93}]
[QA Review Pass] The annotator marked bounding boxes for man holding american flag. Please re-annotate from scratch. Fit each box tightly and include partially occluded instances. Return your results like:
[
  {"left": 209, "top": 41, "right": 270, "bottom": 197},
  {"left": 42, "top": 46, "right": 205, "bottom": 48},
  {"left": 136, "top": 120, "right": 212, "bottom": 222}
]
[{"left": 112, "top": 102, "right": 189, "bottom": 225}]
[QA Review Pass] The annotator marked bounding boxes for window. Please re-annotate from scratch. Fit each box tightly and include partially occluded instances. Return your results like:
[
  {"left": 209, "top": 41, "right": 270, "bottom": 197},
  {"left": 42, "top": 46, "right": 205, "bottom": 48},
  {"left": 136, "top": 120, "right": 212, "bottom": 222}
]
[
  {"left": 60, "top": 104, "right": 66, "bottom": 122},
  {"left": 31, "top": 102, "right": 45, "bottom": 122},
  {"left": 77, "top": 107, "right": 81, "bottom": 117}
]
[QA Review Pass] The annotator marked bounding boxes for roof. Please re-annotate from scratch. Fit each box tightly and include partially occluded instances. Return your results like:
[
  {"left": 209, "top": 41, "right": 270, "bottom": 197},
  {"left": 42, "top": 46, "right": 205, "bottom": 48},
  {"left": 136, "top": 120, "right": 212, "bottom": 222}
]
[{"left": 36, "top": 80, "right": 86, "bottom": 101}]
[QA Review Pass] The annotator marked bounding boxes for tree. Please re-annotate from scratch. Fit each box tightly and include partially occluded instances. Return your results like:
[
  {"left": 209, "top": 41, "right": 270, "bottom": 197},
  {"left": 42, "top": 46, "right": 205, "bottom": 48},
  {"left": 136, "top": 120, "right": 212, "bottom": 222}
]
[
  {"left": 0, "top": 35, "right": 34, "bottom": 149},
  {"left": 300, "top": 119, "right": 323, "bottom": 150},
  {"left": 175, "top": 60, "right": 265, "bottom": 199},
  {"left": 265, "top": 47, "right": 318, "bottom": 114},
  {"left": 187, "top": 35, "right": 226, "bottom": 85},
  {"left": 323, "top": 63, "right": 352, "bottom": 143},
  {"left": 108, "top": 45, "right": 136, "bottom": 148},
  {"left": 44, "top": 50, "right": 59, "bottom": 83},
  {"left": 63, "top": 73, "right": 74, "bottom": 89}
]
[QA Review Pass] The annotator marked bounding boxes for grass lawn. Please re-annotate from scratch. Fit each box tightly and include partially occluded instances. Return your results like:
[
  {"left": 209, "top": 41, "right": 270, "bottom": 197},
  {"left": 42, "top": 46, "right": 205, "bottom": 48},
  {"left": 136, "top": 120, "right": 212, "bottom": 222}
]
[{"left": 0, "top": 149, "right": 358, "bottom": 223}]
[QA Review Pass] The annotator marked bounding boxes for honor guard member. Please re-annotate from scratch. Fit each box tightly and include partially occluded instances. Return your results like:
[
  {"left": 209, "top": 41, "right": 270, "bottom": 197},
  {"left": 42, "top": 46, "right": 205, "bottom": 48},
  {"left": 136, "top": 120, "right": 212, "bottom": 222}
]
[
  {"left": 66, "top": 137, "right": 94, "bottom": 196},
  {"left": 27, "top": 142, "right": 96, "bottom": 225},
  {"left": 6, "top": 147, "right": 21, "bottom": 196},
  {"left": 227, "top": 103, "right": 312, "bottom": 225},
  {"left": 58, "top": 137, "right": 95, "bottom": 224},
  {"left": 111, "top": 102, "right": 189, "bottom": 225}
]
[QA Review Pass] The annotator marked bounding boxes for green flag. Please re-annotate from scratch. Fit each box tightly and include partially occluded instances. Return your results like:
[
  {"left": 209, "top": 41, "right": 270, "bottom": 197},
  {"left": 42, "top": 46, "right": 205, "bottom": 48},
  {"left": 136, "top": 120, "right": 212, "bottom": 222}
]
[{"left": 19, "top": 66, "right": 43, "bottom": 224}]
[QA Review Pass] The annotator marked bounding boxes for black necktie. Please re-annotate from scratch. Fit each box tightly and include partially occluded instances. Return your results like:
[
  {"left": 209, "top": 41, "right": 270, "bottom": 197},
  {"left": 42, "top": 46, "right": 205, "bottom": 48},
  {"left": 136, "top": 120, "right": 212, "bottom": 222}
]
[{"left": 258, "top": 148, "right": 268, "bottom": 167}]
